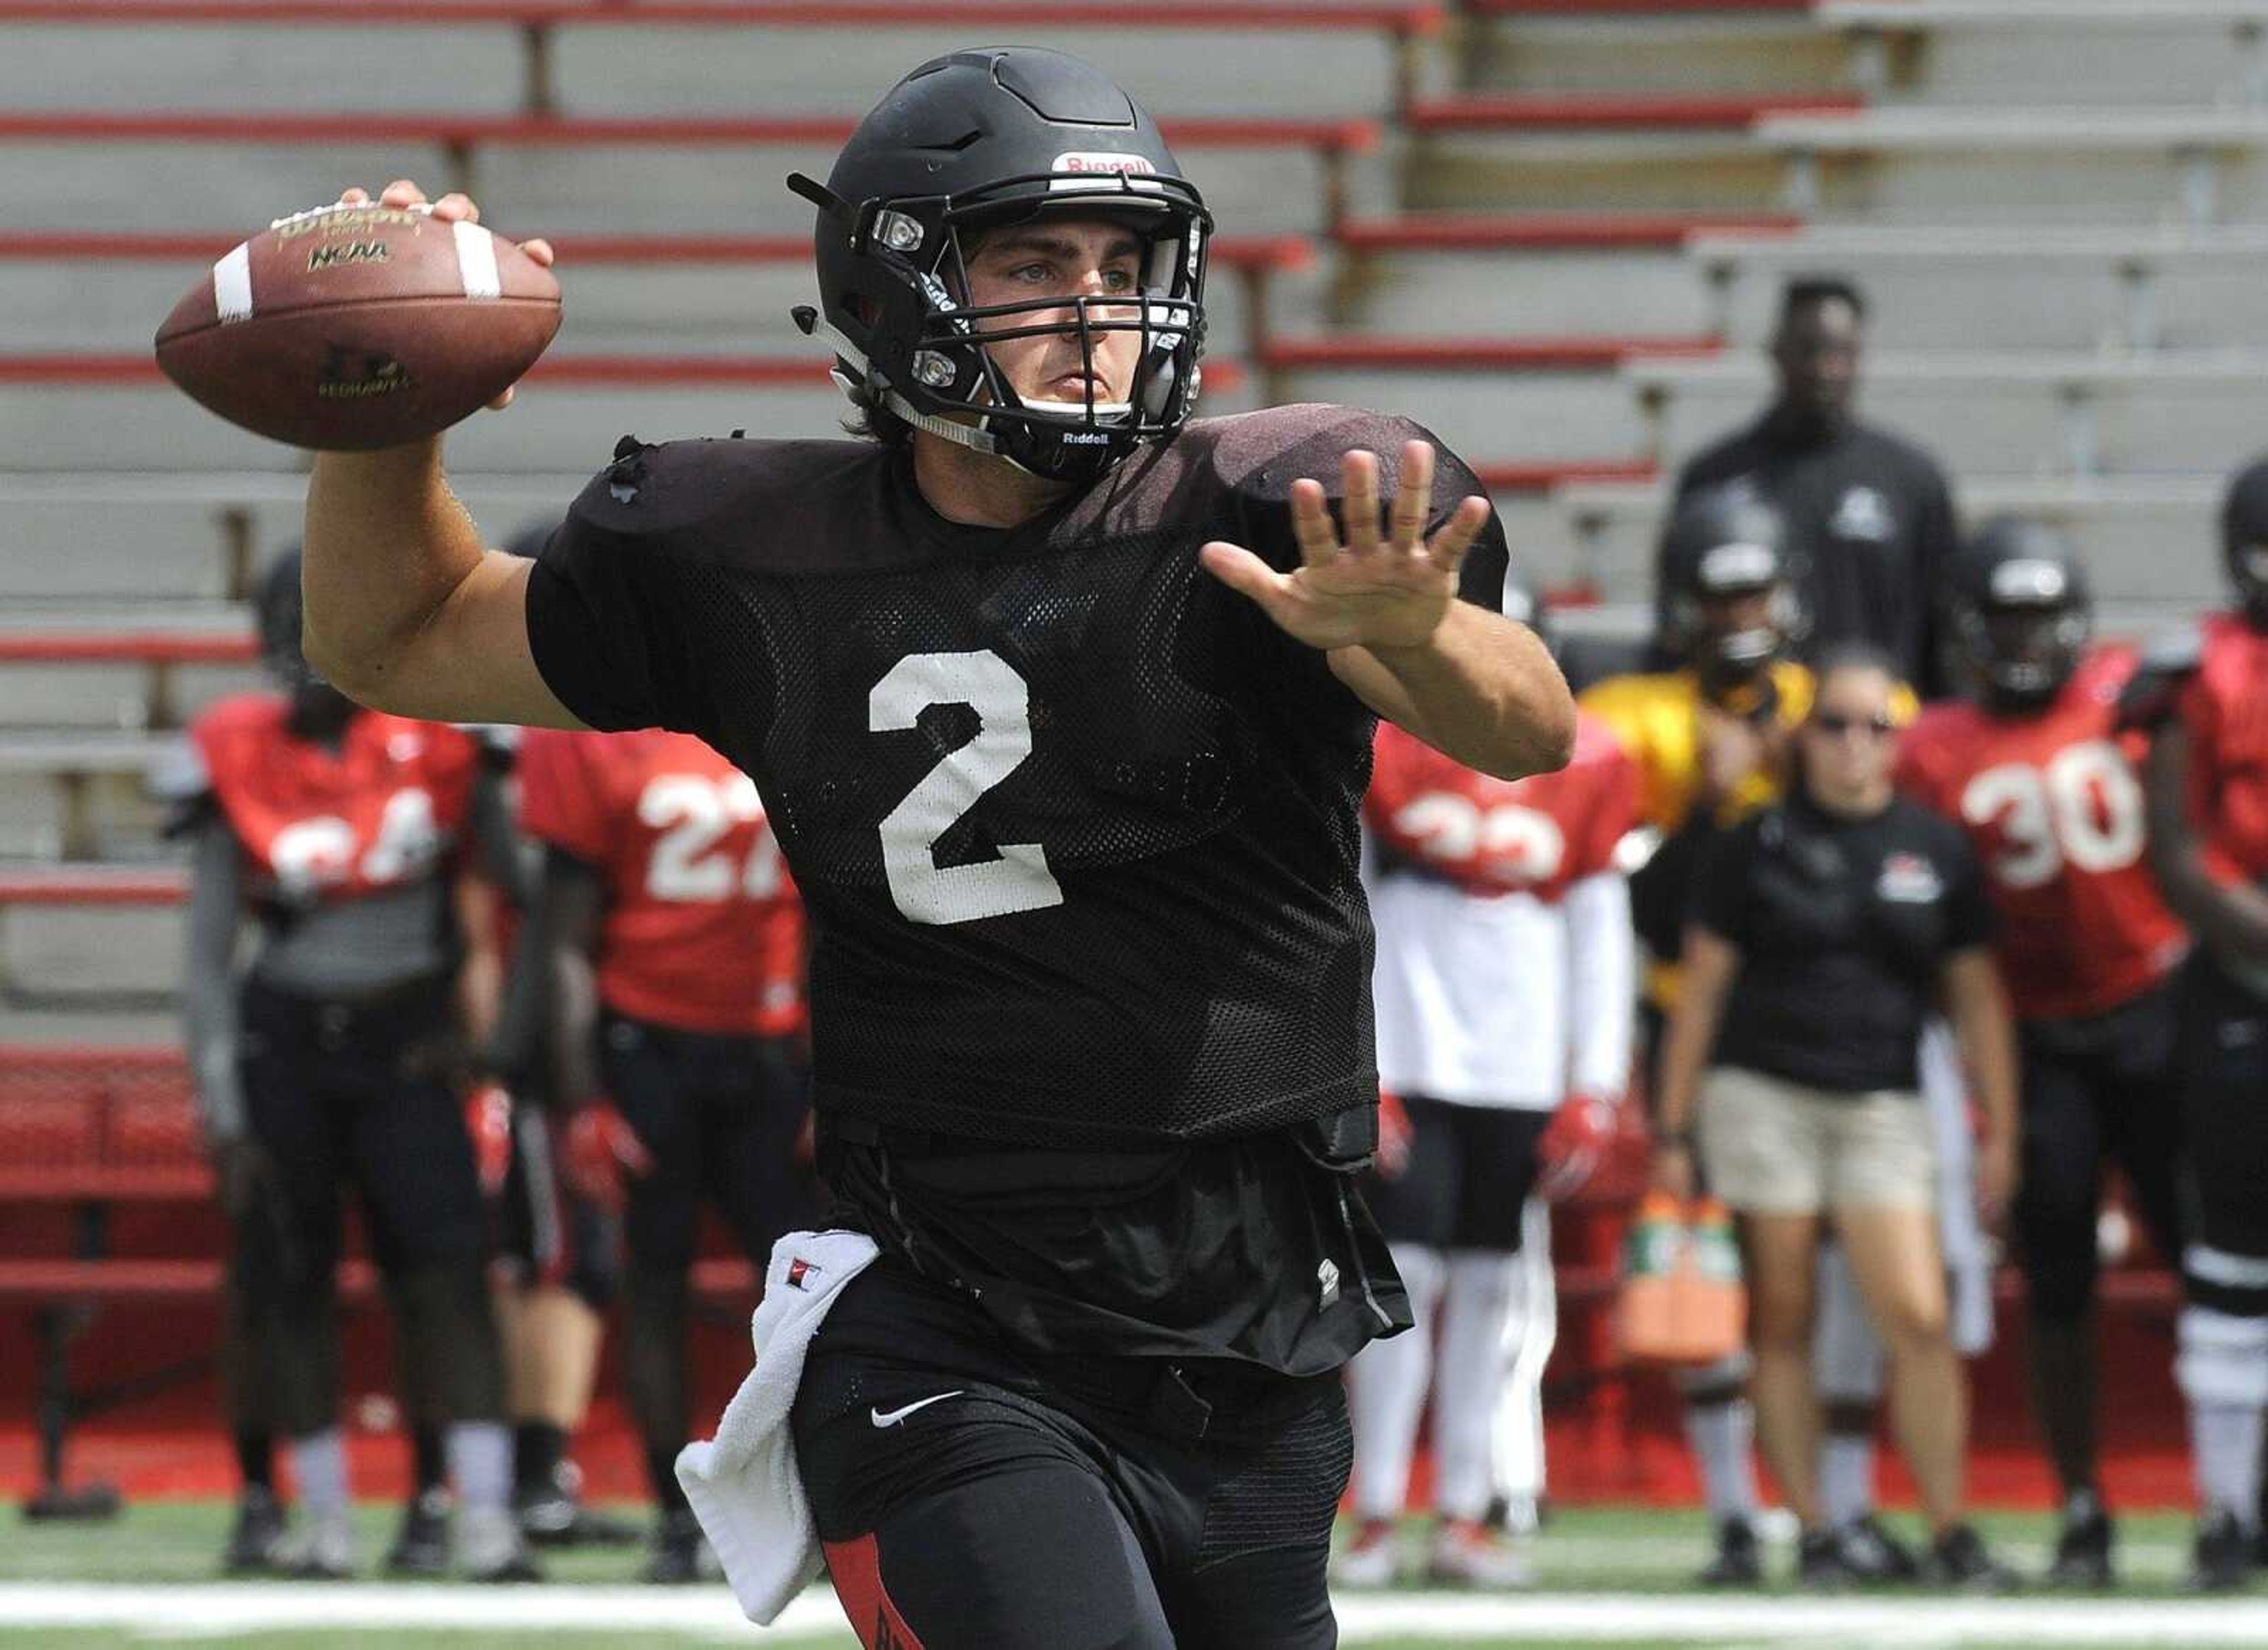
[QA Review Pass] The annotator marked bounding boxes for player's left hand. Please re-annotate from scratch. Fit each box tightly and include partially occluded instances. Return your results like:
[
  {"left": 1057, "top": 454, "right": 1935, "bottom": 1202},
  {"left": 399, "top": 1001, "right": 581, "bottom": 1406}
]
[
  {"left": 561, "top": 1101, "right": 655, "bottom": 1211},
  {"left": 1198, "top": 440, "right": 1492, "bottom": 654},
  {"left": 1536, "top": 1091, "right": 1619, "bottom": 1204}
]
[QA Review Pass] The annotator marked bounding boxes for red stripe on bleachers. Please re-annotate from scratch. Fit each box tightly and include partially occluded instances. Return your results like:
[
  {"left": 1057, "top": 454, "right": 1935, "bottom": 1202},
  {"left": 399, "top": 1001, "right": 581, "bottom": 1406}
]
[
  {"left": 0, "top": 632, "right": 255, "bottom": 664},
  {"left": 0, "top": 110, "right": 1382, "bottom": 154},
  {"left": 1336, "top": 211, "right": 1802, "bottom": 253},
  {"left": 1262, "top": 335, "right": 1720, "bottom": 371},
  {"left": 1472, "top": 459, "right": 1661, "bottom": 493},
  {"left": 0, "top": 351, "right": 1250, "bottom": 392},
  {"left": 0, "top": 870, "right": 188, "bottom": 904},
  {"left": 0, "top": 231, "right": 1315, "bottom": 273},
  {"left": 0, "top": 1, "right": 1445, "bottom": 32},
  {"left": 1405, "top": 92, "right": 1863, "bottom": 132}
]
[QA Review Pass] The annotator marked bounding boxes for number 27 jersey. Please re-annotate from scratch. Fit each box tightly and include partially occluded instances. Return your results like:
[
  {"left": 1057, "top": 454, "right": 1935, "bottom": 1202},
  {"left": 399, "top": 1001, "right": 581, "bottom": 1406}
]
[
  {"left": 522, "top": 407, "right": 1510, "bottom": 1150},
  {"left": 1896, "top": 645, "right": 2188, "bottom": 1022},
  {"left": 515, "top": 726, "right": 806, "bottom": 1040}
]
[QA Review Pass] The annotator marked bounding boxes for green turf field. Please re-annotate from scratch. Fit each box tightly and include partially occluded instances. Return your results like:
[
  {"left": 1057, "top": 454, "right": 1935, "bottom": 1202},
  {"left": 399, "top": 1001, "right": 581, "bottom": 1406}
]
[{"left": 1, "top": 1501, "right": 2262, "bottom": 1647}]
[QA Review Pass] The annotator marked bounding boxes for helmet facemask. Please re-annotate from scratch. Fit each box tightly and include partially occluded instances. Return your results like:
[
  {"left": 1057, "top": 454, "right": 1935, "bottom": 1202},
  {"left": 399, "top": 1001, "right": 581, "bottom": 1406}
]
[
  {"left": 1953, "top": 576, "right": 2090, "bottom": 712},
  {"left": 795, "top": 168, "right": 1210, "bottom": 485}
]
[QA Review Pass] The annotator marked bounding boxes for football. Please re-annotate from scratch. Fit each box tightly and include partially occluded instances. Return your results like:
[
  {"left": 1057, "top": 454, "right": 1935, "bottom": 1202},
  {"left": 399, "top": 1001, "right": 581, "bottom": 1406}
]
[{"left": 154, "top": 201, "right": 562, "bottom": 451}]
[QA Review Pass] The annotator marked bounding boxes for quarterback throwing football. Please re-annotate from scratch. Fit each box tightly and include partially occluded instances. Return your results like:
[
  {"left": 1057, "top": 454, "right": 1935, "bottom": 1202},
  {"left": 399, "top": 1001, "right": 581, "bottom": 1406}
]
[{"left": 301, "top": 47, "right": 1570, "bottom": 1650}]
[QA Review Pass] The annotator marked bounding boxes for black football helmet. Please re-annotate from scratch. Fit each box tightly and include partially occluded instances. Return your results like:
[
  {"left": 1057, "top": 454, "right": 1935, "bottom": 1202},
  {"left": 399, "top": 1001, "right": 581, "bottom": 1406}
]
[
  {"left": 790, "top": 48, "right": 1211, "bottom": 485},
  {"left": 1659, "top": 487, "right": 1798, "bottom": 689},
  {"left": 1944, "top": 517, "right": 2092, "bottom": 710},
  {"left": 2221, "top": 454, "right": 2268, "bottom": 627}
]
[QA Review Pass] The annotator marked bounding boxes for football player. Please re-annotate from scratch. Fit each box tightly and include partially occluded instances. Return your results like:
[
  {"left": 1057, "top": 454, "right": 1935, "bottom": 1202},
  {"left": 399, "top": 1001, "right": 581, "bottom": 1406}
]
[
  {"left": 1581, "top": 490, "right": 1806, "bottom": 1585},
  {"left": 162, "top": 553, "right": 537, "bottom": 1581},
  {"left": 1897, "top": 519, "right": 2189, "bottom": 1586},
  {"left": 2134, "top": 456, "right": 2268, "bottom": 1590},
  {"left": 509, "top": 722, "right": 816, "bottom": 1583},
  {"left": 1337, "top": 573, "right": 1638, "bottom": 1589},
  {"left": 298, "top": 48, "right": 1573, "bottom": 1645}
]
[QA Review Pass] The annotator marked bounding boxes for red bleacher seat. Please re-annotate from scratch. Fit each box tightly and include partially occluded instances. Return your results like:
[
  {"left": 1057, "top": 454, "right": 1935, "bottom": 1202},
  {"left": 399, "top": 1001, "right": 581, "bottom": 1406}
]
[{"left": 1261, "top": 335, "right": 1722, "bottom": 372}]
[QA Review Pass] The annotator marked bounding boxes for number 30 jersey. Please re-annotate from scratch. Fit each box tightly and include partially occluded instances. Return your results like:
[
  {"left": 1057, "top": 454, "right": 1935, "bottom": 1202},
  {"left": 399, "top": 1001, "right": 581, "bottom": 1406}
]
[
  {"left": 523, "top": 405, "right": 1509, "bottom": 1150},
  {"left": 1896, "top": 645, "right": 2189, "bottom": 1022},
  {"left": 515, "top": 728, "right": 806, "bottom": 1040}
]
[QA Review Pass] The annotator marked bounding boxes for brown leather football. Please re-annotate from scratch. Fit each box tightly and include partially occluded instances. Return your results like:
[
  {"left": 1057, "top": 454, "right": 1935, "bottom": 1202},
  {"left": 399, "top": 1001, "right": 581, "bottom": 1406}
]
[{"left": 154, "top": 202, "right": 562, "bottom": 451}]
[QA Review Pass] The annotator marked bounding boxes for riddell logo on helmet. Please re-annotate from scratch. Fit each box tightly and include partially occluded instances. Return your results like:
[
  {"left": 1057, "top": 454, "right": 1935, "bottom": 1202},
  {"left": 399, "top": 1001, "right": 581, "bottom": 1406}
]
[{"left": 1051, "top": 152, "right": 1162, "bottom": 192}]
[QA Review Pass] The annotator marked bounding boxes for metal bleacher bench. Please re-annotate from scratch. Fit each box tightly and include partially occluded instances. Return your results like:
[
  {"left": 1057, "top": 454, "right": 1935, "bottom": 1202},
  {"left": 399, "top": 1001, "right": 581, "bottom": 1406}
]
[{"left": 0, "top": 1036, "right": 773, "bottom": 1519}]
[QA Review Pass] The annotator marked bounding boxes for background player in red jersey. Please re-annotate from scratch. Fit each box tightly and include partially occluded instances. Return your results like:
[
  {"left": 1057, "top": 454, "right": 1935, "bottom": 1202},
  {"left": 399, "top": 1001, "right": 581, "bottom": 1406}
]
[
  {"left": 511, "top": 723, "right": 817, "bottom": 1583},
  {"left": 1898, "top": 519, "right": 2190, "bottom": 1586},
  {"left": 2136, "top": 456, "right": 2268, "bottom": 1590},
  {"left": 1340, "top": 576, "right": 1638, "bottom": 1589},
  {"left": 159, "top": 553, "right": 537, "bottom": 1581}
]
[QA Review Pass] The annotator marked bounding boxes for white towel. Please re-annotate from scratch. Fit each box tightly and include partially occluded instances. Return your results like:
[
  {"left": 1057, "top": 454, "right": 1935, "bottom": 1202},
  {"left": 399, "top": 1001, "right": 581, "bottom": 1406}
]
[{"left": 676, "top": 1228, "right": 880, "bottom": 1625}]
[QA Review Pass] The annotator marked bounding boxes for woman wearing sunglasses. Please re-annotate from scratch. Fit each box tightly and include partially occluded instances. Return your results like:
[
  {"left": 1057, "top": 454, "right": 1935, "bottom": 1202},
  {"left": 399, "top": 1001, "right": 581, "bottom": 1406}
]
[{"left": 1651, "top": 644, "right": 2019, "bottom": 1589}]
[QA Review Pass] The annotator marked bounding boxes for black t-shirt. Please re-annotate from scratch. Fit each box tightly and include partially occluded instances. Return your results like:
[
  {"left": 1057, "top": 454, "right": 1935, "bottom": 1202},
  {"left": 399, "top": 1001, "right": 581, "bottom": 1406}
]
[
  {"left": 1666, "top": 408, "right": 1959, "bottom": 692},
  {"left": 521, "top": 403, "right": 1508, "bottom": 1371},
  {"left": 1695, "top": 791, "right": 1991, "bottom": 1094}
]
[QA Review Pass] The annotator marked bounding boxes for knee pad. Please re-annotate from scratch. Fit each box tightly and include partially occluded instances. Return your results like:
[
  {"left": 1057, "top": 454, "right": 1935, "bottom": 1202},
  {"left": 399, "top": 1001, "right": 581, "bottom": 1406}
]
[
  {"left": 1813, "top": 1245, "right": 1887, "bottom": 1404},
  {"left": 2178, "top": 1306, "right": 2268, "bottom": 1408},
  {"left": 1676, "top": 1351, "right": 1754, "bottom": 1401},
  {"left": 391, "top": 1265, "right": 504, "bottom": 1424}
]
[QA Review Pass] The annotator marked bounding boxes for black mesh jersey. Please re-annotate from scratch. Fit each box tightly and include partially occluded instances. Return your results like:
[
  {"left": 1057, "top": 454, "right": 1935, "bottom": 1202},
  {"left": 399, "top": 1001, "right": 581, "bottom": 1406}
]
[{"left": 524, "top": 403, "right": 1508, "bottom": 1152}]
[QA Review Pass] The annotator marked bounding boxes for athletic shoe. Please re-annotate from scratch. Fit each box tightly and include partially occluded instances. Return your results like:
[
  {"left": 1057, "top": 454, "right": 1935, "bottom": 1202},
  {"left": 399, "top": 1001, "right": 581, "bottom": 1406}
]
[
  {"left": 1834, "top": 1515, "right": 1920, "bottom": 1583},
  {"left": 1696, "top": 1515, "right": 1763, "bottom": 1588},
  {"left": 274, "top": 1507, "right": 354, "bottom": 1580},
  {"left": 384, "top": 1486, "right": 452, "bottom": 1579},
  {"left": 1796, "top": 1527, "right": 1853, "bottom": 1591},
  {"left": 459, "top": 1504, "right": 543, "bottom": 1583},
  {"left": 221, "top": 1486, "right": 286, "bottom": 1575},
  {"left": 2044, "top": 1492, "right": 2114, "bottom": 1589},
  {"left": 1918, "top": 1524, "right": 2018, "bottom": 1593},
  {"left": 1425, "top": 1519, "right": 1532, "bottom": 1590},
  {"left": 644, "top": 1506, "right": 713, "bottom": 1586},
  {"left": 516, "top": 1463, "right": 641, "bottom": 1548},
  {"left": 2188, "top": 1508, "right": 2254, "bottom": 1593},
  {"left": 1328, "top": 1518, "right": 1402, "bottom": 1590}
]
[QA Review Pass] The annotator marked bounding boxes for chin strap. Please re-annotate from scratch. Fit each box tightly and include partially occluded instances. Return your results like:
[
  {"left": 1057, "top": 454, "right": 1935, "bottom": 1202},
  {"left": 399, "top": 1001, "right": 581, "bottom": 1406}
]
[{"left": 792, "top": 304, "right": 1002, "bottom": 458}]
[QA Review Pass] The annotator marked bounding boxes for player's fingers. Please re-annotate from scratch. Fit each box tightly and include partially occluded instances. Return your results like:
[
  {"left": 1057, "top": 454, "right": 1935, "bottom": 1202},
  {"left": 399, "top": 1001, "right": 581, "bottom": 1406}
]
[
  {"left": 379, "top": 179, "right": 428, "bottom": 208},
  {"left": 487, "top": 385, "right": 516, "bottom": 412},
  {"left": 429, "top": 191, "right": 478, "bottom": 224},
  {"left": 336, "top": 186, "right": 370, "bottom": 207},
  {"left": 1425, "top": 495, "right": 1493, "bottom": 573},
  {"left": 1341, "top": 448, "right": 1382, "bottom": 555},
  {"left": 1200, "top": 540, "right": 1292, "bottom": 608},
  {"left": 520, "top": 236, "right": 556, "bottom": 270},
  {"left": 1288, "top": 477, "right": 1341, "bottom": 569},
  {"left": 1389, "top": 438, "right": 1435, "bottom": 550}
]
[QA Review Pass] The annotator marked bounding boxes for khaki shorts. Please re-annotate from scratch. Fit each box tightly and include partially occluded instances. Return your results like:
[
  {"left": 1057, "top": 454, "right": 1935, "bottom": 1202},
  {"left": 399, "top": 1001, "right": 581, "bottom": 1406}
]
[{"left": 1697, "top": 1065, "right": 1937, "bottom": 1217}]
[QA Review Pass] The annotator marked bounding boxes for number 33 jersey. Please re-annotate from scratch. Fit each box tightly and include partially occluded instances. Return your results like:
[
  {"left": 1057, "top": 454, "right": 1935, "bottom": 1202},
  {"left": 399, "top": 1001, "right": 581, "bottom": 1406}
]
[
  {"left": 523, "top": 406, "right": 1509, "bottom": 1150},
  {"left": 516, "top": 728, "right": 807, "bottom": 1040},
  {"left": 1896, "top": 644, "right": 2188, "bottom": 1022}
]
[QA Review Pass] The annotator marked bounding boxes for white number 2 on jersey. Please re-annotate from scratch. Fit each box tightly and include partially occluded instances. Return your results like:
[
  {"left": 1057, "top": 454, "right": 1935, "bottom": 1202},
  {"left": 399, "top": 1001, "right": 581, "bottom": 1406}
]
[
  {"left": 871, "top": 650, "right": 1064, "bottom": 926},
  {"left": 1959, "top": 739, "right": 2145, "bottom": 891},
  {"left": 640, "top": 772, "right": 784, "bottom": 902}
]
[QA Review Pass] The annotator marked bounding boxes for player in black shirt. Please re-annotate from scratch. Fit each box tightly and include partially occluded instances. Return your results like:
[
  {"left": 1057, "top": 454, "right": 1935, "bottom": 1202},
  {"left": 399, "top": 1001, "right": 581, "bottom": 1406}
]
[
  {"left": 299, "top": 47, "right": 1571, "bottom": 1649},
  {"left": 1661, "top": 278, "right": 1960, "bottom": 692}
]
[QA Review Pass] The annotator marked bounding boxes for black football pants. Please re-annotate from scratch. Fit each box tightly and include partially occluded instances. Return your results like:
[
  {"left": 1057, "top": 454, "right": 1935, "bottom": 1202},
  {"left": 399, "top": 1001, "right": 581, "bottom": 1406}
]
[
  {"left": 2011, "top": 981, "right": 2185, "bottom": 1324},
  {"left": 791, "top": 1258, "right": 1348, "bottom": 1650}
]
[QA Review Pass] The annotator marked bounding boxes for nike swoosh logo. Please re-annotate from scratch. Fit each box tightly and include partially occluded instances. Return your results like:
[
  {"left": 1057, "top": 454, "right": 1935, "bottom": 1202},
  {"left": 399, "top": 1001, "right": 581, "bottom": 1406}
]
[{"left": 869, "top": 1391, "right": 965, "bottom": 1429}]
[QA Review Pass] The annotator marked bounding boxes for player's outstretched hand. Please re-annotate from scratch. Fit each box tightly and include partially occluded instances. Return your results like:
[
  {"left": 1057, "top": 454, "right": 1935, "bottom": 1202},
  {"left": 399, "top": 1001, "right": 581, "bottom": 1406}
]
[
  {"left": 1199, "top": 439, "right": 1492, "bottom": 653},
  {"left": 333, "top": 180, "right": 558, "bottom": 411}
]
